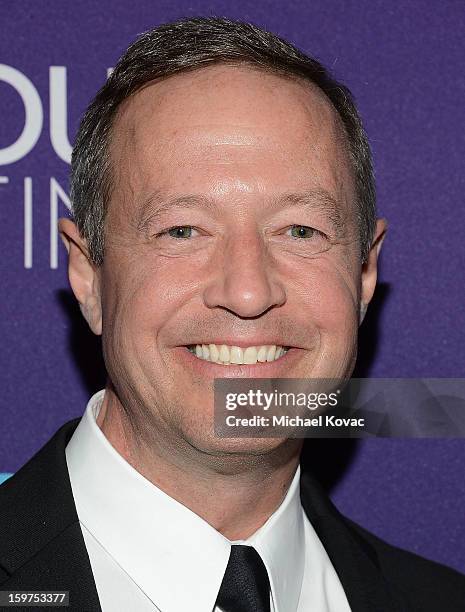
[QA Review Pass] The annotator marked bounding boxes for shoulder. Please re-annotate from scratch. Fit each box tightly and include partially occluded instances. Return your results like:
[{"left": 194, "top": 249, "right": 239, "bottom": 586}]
[
  {"left": 345, "top": 517, "right": 465, "bottom": 610},
  {"left": 0, "top": 419, "right": 82, "bottom": 578}
]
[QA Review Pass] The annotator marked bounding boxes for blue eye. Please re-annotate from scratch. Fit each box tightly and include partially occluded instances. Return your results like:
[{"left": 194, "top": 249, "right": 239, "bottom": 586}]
[
  {"left": 289, "top": 225, "right": 315, "bottom": 238},
  {"left": 167, "top": 226, "right": 193, "bottom": 238}
]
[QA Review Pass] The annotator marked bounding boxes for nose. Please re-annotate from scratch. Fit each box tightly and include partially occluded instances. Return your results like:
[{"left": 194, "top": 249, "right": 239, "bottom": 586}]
[{"left": 202, "top": 230, "right": 287, "bottom": 318}]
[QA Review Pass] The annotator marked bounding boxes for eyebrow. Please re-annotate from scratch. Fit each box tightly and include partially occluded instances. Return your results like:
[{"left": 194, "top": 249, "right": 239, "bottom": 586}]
[
  {"left": 136, "top": 188, "right": 347, "bottom": 236},
  {"left": 136, "top": 192, "right": 216, "bottom": 232},
  {"left": 272, "top": 189, "right": 346, "bottom": 237}
]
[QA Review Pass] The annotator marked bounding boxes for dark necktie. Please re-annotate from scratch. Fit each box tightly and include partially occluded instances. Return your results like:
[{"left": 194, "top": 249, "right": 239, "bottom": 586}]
[{"left": 215, "top": 545, "right": 271, "bottom": 612}]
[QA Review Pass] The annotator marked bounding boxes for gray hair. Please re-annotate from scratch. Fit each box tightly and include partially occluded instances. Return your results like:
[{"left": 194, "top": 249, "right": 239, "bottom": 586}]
[{"left": 71, "top": 16, "right": 376, "bottom": 266}]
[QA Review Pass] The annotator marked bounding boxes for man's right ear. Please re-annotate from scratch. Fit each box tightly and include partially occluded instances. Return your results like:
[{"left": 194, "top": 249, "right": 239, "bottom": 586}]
[{"left": 58, "top": 218, "right": 102, "bottom": 336}]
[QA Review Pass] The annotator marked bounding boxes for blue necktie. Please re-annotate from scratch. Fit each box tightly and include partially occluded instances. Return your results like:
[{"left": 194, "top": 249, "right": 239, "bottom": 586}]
[{"left": 216, "top": 545, "right": 271, "bottom": 612}]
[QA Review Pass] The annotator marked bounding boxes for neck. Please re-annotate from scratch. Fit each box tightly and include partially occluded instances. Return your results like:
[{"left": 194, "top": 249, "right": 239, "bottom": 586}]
[{"left": 96, "top": 386, "right": 303, "bottom": 540}]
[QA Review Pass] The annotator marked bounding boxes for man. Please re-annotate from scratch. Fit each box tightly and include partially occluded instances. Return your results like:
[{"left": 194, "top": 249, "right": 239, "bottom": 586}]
[{"left": 0, "top": 16, "right": 464, "bottom": 612}]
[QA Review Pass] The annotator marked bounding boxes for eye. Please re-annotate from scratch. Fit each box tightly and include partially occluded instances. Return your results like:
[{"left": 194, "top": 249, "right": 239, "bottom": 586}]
[
  {"left": 288, "top": 225, "right": 318, "bottom": 239},
  {"left": 166, "top": 226, "right": 195, "bottom": 239}
]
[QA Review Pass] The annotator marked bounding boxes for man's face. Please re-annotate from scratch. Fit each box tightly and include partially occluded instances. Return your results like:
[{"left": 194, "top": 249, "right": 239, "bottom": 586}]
[{"left": 97, "top": 65, "right": 364, "bottom": 453}]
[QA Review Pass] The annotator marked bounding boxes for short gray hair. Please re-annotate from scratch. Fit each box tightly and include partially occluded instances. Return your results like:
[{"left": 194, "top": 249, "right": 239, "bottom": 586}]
[{"left": 71, "top": 16, "right": 376, "bottom": 266}]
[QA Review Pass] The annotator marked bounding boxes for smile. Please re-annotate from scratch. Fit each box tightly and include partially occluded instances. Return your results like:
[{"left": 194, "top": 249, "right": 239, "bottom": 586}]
[{"left": 187, "top": 344, "right": 289, "bottom": 365}]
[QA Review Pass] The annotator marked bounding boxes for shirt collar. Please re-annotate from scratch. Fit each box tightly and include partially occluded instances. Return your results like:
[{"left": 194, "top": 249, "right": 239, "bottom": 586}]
[
  {"left": 66, "top": 389, "right": 305, "bottom": 612},
  {"left": 233, "top": 464, "right": 305, "bottom": 612}
]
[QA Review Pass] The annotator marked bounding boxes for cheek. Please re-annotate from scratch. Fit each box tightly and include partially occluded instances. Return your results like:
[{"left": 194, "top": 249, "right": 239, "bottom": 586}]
[
  {"left": 101, "top": 255, "right": 200, "bottom": 354},
  {"left": 291, "top": 259, "right": 360, "bottom": 333}
]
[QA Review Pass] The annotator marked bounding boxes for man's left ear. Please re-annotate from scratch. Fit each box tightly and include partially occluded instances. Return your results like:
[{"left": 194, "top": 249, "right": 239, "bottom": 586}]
[{"left": 359, "top": 219, "right": 387, "bottom": 325}]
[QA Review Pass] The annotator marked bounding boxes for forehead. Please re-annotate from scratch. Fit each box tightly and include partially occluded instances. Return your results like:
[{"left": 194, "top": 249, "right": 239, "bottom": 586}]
[{"left": 109, "top": 64, "right": 354, "bottom": 207}]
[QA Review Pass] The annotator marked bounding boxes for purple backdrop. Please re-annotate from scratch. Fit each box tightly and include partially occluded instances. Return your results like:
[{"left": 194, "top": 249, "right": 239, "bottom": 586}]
[{"left": 1, "top": 1, "right": 464, "bottom": 573}]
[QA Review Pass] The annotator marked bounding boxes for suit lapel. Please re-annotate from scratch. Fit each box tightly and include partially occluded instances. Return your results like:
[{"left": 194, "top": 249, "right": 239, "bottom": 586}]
[
  {"left": 1, "top": 522, "right": 102, "bottom": 611},
  {"left": 299, "top": 469, "right": 408, "bottom": 612},
  {"left": 0, "top": 419, "right": 102, "bottom": 611}
]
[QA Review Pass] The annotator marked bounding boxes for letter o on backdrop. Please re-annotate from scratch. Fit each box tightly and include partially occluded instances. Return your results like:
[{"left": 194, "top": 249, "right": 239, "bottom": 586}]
[{"left": 0, "top": 64, "right": 43, "bottom": 165}]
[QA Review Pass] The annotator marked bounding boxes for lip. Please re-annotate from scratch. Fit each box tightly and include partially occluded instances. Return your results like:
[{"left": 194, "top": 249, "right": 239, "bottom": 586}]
[{"left": 174, "top": 345, "right": 304, "bottom": 378}]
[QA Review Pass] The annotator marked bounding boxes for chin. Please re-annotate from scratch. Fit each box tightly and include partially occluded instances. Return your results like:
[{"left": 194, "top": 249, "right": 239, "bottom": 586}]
[{"left": 190, "top": 433, "right": 291, "bottom": 458}]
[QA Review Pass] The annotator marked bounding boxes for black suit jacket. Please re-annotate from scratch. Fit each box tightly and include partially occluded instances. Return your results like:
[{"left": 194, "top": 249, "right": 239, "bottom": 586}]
[{"left": 0, "top": 419, "right": 464, "bottom": 611}]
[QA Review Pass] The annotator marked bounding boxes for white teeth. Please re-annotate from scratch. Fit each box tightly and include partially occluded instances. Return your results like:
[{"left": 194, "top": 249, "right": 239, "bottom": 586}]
[
  {"left": 266, "top": 346, "right": 276, "bottom": 362},
  {"left": 219, "top": 344, "right": 230, "bottom": 364},
  {"left": 189, "top": 343, "right": 288, "bottom": 365},
  {"left": 230, "top": 346, "right": 243, "bottom": 364},
  {"left": 243, "top": 347, "right": 258, "bottom": 364},
  {"left": 209, "top": 344, "right": 219, "bottom": 361}
]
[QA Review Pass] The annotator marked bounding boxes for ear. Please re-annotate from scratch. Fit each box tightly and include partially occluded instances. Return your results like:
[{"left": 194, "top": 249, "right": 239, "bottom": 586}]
[
  {"left": 360, "top": 219, "right": 387, "bottom": 325},
  {"left": 58, "top": 217, "right": 102, "bottom": 335}
]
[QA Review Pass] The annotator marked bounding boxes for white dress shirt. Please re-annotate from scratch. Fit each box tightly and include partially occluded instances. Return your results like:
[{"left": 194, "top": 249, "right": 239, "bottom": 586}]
[{"left": 66, "top": 390, "right": 351, "bottom": 612}]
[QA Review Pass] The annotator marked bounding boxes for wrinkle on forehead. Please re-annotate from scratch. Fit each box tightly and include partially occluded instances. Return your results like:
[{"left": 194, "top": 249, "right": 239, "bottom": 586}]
[
  {"left": 111, "top": 64, "right": 347, "bottom": 156},
  {"left": 108, "top": 64, "right": 356, "bottom": 223}
]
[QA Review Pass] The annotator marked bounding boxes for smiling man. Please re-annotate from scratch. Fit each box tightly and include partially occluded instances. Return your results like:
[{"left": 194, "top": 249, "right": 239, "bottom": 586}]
[{"left": 1, "top": 16, "right": 464, "bottom": 612}]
